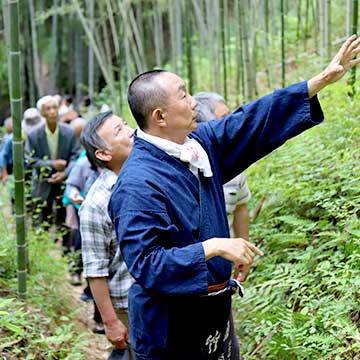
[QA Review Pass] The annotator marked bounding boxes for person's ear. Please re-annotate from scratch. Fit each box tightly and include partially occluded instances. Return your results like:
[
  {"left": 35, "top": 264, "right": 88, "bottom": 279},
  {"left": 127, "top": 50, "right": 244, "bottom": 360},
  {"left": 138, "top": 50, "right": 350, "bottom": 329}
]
[
  {"left": 95, "top": 149, "right": 112, "bottom": 162},
  {"left": 151, "top": 107, "right": 167, "bottom": 127}
]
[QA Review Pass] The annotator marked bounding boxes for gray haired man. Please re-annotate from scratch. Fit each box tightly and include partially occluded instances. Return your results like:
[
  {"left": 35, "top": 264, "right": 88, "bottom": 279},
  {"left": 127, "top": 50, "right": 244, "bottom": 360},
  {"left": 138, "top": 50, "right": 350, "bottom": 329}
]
[
  {"left": 79, "top": 111, "right": 135, "bottom": 359},
  {"left": 194, "top": 92, "right": 251, "bottom": 241}
]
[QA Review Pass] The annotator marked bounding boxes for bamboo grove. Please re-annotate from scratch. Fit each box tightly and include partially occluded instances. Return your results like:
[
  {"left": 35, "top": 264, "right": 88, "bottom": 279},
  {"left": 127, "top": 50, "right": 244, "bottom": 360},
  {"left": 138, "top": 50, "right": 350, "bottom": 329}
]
[{"left": 0, "top": 0, "right": 358, "bottom": 119}]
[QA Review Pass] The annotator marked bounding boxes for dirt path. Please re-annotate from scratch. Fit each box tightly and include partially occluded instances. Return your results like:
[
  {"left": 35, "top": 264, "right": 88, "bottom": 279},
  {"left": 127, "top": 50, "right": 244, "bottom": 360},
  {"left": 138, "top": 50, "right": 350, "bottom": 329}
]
[
  {"left": 0, "top": 183, "right": 112, "bottom": 359},
  {"left": 68, "top": 280, "right": 111, "bottom": 360}
]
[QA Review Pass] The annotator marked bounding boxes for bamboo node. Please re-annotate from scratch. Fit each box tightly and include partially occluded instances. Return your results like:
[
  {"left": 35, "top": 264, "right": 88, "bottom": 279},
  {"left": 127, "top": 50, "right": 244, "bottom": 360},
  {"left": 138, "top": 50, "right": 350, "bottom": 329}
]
[
  {"left": 10, "top": 97, "right": 22, "bottom": 102},
  {"left": 14, "top": 213, "right": 25, "bottom": 218}
]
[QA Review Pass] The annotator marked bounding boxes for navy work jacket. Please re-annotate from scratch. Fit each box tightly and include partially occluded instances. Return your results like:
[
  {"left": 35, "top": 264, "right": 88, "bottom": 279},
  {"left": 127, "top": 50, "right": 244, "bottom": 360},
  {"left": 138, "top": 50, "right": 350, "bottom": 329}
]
[{"left": 109, "top": 81, "right": 324, "bottom": 359}]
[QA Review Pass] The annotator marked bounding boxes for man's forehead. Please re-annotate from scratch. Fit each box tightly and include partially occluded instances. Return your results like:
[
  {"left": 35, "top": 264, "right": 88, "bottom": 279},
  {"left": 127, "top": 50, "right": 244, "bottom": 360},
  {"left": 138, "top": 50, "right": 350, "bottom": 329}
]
[
  {"left": 43, "top": 100, "right": 58, "bottom": 107},
  {"left": 102, "top": 115, "right": 122, "bottom": 128}
]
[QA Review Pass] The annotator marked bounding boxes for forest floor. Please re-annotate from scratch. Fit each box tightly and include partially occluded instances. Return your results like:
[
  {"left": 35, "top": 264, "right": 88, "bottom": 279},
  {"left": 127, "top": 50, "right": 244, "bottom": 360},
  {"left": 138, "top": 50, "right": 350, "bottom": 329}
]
[
  {"left": 68, "top": 279, "right": 110, "bottom": 360},
  {"left": 51, "top": 241, "right": 111, "bottom": 360}
]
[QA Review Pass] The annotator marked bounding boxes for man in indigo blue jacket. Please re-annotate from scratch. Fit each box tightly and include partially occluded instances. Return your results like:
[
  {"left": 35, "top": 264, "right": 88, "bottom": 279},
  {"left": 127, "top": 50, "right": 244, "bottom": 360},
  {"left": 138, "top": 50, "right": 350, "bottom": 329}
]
[{"left": 108, "top": 36, "right": 360, "bottom": 360}]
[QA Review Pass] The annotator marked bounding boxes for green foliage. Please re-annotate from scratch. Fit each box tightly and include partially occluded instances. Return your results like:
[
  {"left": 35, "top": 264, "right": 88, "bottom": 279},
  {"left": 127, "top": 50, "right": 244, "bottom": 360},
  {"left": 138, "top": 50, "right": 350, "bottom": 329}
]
[
  {"left": 0, "top": 221, "right": 90, "bottom": 359},
  {"left": 235, "top": 82, "right": 360, "bottom": 359},
  {"left": 0, "top": 41, "right": 9, "bottom": 103}
]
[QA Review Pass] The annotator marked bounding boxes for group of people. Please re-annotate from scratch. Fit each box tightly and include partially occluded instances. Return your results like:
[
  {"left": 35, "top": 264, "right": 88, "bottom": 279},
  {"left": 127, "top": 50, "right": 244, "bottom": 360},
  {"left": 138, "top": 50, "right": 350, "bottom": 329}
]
[{"left": 2, "top": 35, "right": 359, "bottom": 360}]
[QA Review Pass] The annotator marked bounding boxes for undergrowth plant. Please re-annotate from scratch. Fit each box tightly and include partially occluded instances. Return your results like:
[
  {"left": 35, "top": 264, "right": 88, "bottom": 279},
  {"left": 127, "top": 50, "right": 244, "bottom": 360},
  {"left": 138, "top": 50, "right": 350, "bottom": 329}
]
[
  {"left": 0, "top": 217, "right": 89, "bottom": 359},
  {"left": 235, "top": 83, "right": 360, "bottom": 359}
]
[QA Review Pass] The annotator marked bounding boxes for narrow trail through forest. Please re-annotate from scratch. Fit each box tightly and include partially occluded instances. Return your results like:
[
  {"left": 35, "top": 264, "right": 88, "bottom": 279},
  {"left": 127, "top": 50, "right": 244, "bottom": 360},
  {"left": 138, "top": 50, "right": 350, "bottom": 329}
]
[{"left": 67, "top": 280, "right": 110, "bottom": 360}]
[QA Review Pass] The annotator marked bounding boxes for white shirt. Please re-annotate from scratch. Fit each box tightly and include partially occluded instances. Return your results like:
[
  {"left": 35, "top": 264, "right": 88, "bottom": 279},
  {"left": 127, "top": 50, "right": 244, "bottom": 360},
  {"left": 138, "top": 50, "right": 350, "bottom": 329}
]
[{"left": 137, "top": 128, "right": 213, "bottom": 177}]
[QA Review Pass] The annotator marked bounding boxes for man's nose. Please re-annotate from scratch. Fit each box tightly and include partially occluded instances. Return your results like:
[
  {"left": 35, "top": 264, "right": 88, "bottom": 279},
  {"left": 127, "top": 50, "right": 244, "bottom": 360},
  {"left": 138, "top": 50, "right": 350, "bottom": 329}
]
[{"left": 190, "top": 96, "right": 196, "bottom": 110}]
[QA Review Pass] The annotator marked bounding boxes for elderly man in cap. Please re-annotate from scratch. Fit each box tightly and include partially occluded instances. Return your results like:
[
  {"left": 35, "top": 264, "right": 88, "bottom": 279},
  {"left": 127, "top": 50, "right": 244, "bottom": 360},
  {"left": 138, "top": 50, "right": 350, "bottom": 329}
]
[
  {"left": 22, "top": 108, "right": 44, "bottom": 137},
  {"left": 25, "top": 96, "right": 79, "bottom": 246}
]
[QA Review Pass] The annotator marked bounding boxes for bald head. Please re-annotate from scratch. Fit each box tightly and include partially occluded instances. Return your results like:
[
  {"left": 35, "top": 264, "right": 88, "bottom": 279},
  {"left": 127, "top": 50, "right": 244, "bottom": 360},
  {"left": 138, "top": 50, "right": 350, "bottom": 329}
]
[{"left": 128, "top": 69, "right": 170, "bottom": 130}]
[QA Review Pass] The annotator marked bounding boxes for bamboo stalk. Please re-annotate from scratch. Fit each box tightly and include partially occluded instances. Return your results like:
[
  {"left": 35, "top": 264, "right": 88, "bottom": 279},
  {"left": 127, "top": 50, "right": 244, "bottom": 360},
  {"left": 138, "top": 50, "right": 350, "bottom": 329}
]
[
  {"left": 105, "top": 0, "right": 120, "bottom": 57},
  {"left": 220, "top": 0, "right": 227, "bottom": 101},
  {"left": 2, "top": 0, "right": 27, "bottom": 300},
  {"left": 88, "top": 0, "right": 95, "bottom": 99},
  {"left": 349, "top": 0, "right": 358, "bottom": 97},
  {"left": 49, "top": 0, "right": 59, "bottom": 94},
  {"left": 281, "top": 0, "right": 286, "bottom": 87},
  {"left": 72, "top": 0, "right": 120, "bottom": 114},
  {"left": 240, "top": 0, "right": 251, "bottom": 100},
  {"left": 185, "top": 0, "right": 193, "bottom": 94},
  {"left": 28, "top": 0, "right": 43, "bottom": 97},
  {"left": 259, "top": 0, "right": 273, "bottom": 88},
  {"left": 128, "top": 1, "right": 147, "bottom": 71},
  {"left": 153, "top": 4, "right": 162, "bottom": 67},
  {"left": 117, "top": 0, "right": 143, "bottom": 74}
]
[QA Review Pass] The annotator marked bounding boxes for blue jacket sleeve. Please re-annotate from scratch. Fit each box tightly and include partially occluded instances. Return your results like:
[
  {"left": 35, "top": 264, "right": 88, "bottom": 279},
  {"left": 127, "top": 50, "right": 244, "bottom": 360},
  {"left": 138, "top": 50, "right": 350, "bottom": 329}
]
[
  {"left": 196, "top": 81, "right": 324, "bottom": 183},
  {"left": 0, "top": 136, "right": 13, "bottom": 169},
  {"left": 109, "top": 179, "right": 209, "bottom": 296}
]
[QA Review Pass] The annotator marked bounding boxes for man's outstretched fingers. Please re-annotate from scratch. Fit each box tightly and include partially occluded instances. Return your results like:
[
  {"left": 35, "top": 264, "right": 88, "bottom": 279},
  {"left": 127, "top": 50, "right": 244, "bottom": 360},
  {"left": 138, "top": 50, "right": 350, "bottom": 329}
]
[
  {"left": 340, "top": 34, "right": 357, "bottom": 57},
  {"left": 348, "top": 36, "right": 360, "bottom": 53},
  {"left": 245, "top": 240, "right": 264, "bottom": 256}
]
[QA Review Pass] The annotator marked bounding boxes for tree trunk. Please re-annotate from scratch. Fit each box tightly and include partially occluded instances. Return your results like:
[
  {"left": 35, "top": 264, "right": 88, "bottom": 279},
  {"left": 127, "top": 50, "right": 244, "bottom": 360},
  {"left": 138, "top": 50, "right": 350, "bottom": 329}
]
[
  {"left": 175, "top": 0, "right": 182, "bottom": 73},
  {"left": 325, "top": 0, "right": 332, "bottom": 62},
  {"left": 349, "top": 0, "right": 358, "bottom": 97},
  {"left": 260, "top": 0, "right": 273, "bottom": 88},
  {"left": 220, "top": 0, "right": 227, "bottom": 101},
  {"left": 346, "top": 0, "right": 352, "bottom": 37},
  {"left": 281, "top": 0, "right": 286, "bottom": 87},
  {"left": 2, "top": 0, "right": 27, "bottom": 300},
  {"left": 296, "top": 0, "right": 302, "bottom": 47},
  {"left": 75, "top": 20, "right": 83, "bottom": 104},
  {"left": 28, "top": 0, "right": 43, "bottom": 97},
  {"left": 117, "top": 1, "right": 143, "bottom": 75},
  {"left": 240, "top": 0, "right": 252, "bottom": 100},
  {"left": 185, "top": 0, "right": 193, "bottom": 94},
  {"left": 311, "top": 0, "right": 319, "bottom": 51},
  {"left": 235, "top": 0, "right": 245, "bottom": 102},
  {"left": 88, "top": 0, "right": 95, "bottom": 100},
  {"left": 128, "top": 2, "right": 147, "bottom": 71},
  {"left": 213, "top": 0, "right": 221, "bottom": 93},
  {"left": 72, "top": 0, "right": 119, "bottom": 113},
  {"left": 153, "top": 4, "right": 162, "bottom": 67},
  {"left": 49, "top": 0, "right": 59, "bottom": 94},
  {"left": 23, "top": 3, "right": 36, "bottom": 106},
  {"left": 304, "top": 0, "right": 310, "bottom": 51},
  {"left": 250, "top": 3, "right": 258, "bottom": 96}
]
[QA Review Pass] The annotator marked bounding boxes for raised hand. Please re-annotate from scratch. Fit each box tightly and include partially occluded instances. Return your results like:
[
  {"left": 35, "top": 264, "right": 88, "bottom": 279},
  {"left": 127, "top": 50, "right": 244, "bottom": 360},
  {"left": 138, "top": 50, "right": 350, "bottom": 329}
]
[
  {"left": 308, "top": 35, "right": 360, "bottom": 98},
  {"left": 323, "top": 35, "right": 360, "bottom": 84}
]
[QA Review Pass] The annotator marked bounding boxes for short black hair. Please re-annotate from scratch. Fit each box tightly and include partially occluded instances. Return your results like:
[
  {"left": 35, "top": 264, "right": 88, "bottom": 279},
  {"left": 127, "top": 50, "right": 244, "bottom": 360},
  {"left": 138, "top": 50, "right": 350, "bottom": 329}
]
[
  {"left": 127, "top": 69, "right": 168, "bottom": 130},
  {"left": 81, "top": 111, "right": 113, "bottom": 169}
]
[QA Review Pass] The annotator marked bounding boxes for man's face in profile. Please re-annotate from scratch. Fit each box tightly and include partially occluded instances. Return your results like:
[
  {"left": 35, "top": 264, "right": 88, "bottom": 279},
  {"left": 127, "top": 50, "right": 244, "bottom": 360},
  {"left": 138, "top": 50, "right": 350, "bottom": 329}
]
[{"left": 157, "top": 72, "right": 198, "bottom": 139}]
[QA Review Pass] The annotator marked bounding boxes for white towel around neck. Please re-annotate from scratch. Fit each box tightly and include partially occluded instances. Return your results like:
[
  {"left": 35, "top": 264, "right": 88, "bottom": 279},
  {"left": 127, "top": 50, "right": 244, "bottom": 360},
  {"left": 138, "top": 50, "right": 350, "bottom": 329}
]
[{"left": 137, "top": 128, "right": 213, "bottom": 177}]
